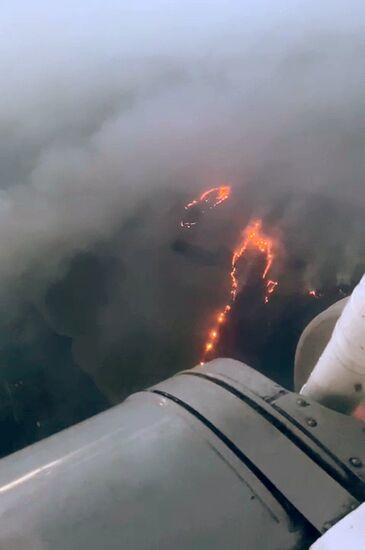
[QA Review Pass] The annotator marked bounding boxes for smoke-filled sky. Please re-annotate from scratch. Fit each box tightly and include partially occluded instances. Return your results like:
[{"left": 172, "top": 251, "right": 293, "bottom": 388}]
[{"left": 0, "top": 1, "right": 365, "bottom": 418}]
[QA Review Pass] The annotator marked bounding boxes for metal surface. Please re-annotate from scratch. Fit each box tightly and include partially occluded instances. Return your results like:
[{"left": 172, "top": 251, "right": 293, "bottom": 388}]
[
  {"left": 184, "top": 360, "right": 365, "bottom": 501},
  {"left": 0, "top": 365, "right": 306, "bottom": 550},
  {"left": 0, "top": 358, "right": 362, "bottom": 549},
  {"left": 187, "top": 358, "right": 286, "bottom": 402},
  {"left": 153, "top": 369, "right": 358, "bottom": 532},
  {"left": 273, "top": 392, "right": 365, "bottom": 490}
]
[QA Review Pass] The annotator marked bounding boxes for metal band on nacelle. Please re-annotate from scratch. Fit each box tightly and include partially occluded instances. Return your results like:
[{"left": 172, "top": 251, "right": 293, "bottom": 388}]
[{"left": 0, "top": 359, "right": 363, "bottom": 549}]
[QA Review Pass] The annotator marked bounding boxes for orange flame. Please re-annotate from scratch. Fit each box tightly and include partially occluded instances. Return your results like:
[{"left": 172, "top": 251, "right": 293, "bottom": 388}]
[
  {"left": 231, "top": 219, "right": 274, "bottom": 300},
  {"left": 181, "top": 185, "right": 231, "bottom": 228},
  {"left": 200, "top": 218, "right": 278, "bottom": 364}
]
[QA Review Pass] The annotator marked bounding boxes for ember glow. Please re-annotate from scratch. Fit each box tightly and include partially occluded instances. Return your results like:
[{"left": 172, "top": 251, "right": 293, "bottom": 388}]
[
  {"left": 230, "top": 219, "right": 275, "bottom": 301},
  {"left": 265, "top": 279, "right": 279, "bottom": 304},
  {"left": 308, "top": 289, "right": 318, "bottom": 298},
  {"left": 181, "top": 185, "right": 231, "bottom": 228},
  {"left": 201, "top": 218, "right": 278, "bottom": 364}
]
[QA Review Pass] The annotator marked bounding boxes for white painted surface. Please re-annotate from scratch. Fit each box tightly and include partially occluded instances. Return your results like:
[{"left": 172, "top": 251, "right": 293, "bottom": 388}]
[
  {"left": 301, "top": 274, "right": 365, "bottom": 412},
  {"left": 311, "top": 503, "right": 365, "bottom": 550},
  {"left": 294, "top": 298, "right": 348, "bottom": 391}
]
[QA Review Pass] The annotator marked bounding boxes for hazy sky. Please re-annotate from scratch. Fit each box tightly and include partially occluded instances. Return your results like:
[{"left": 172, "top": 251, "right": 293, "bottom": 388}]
[
  {"left": 2, "top": 1, "right": 365, "bottom": 59},
  {"left": 0, "top": 0, "right": 363, "bottom": 294}
]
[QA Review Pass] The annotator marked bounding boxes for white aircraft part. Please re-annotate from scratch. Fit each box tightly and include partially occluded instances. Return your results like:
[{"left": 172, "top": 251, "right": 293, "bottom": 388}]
[
  {"left": 301, "top": 275, "right": 365, "bottom": 412},
  {"left": 294, "top": 297, "right": 348, "bottom": 391},
  {"left": 310, "top": 502, "right": 365, "bottom": 550}
]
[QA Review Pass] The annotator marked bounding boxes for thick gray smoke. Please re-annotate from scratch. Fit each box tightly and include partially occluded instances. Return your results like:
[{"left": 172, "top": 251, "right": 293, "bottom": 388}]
[{"left": 1, "top": 1, "right": 365, "bottom": 402}]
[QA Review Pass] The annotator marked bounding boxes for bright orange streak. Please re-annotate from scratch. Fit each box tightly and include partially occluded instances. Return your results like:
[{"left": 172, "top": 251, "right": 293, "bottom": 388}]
[
  {"left": 199, "top": 186, "right": 231, "bottom": 206},
  {"left": 181, "top": 185, "right": 231, "bottom": 228},
  {"left": 231, "top": 219, "right": 275, "bottom": 300},
  {"left": 200, "top": 218, "right": 278, "bottom": 364}
]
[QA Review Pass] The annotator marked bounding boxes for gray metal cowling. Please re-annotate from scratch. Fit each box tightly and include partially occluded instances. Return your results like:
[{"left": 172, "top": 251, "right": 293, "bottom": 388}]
[{"left": 0, "top": 359, "right": 363, "bottom": 549}]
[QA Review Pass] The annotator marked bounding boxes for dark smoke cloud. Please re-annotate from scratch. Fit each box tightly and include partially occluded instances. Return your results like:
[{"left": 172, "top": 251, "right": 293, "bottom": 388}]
[{"left": 0, "top": 2, "right": 365, "bottom": 404}]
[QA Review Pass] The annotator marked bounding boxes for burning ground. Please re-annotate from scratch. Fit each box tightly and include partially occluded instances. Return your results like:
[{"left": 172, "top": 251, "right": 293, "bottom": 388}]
[{"left": 176, "top": 182, "right": 362, "bottom": 387}]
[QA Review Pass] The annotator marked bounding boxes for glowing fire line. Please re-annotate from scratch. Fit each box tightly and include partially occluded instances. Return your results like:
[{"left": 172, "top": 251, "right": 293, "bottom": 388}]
[
  {"left": 200, "top": 219, "right": 278, "bottom": 364},
  {"left": 181, "top": 185, "right": 231, "bottom": 228}
]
